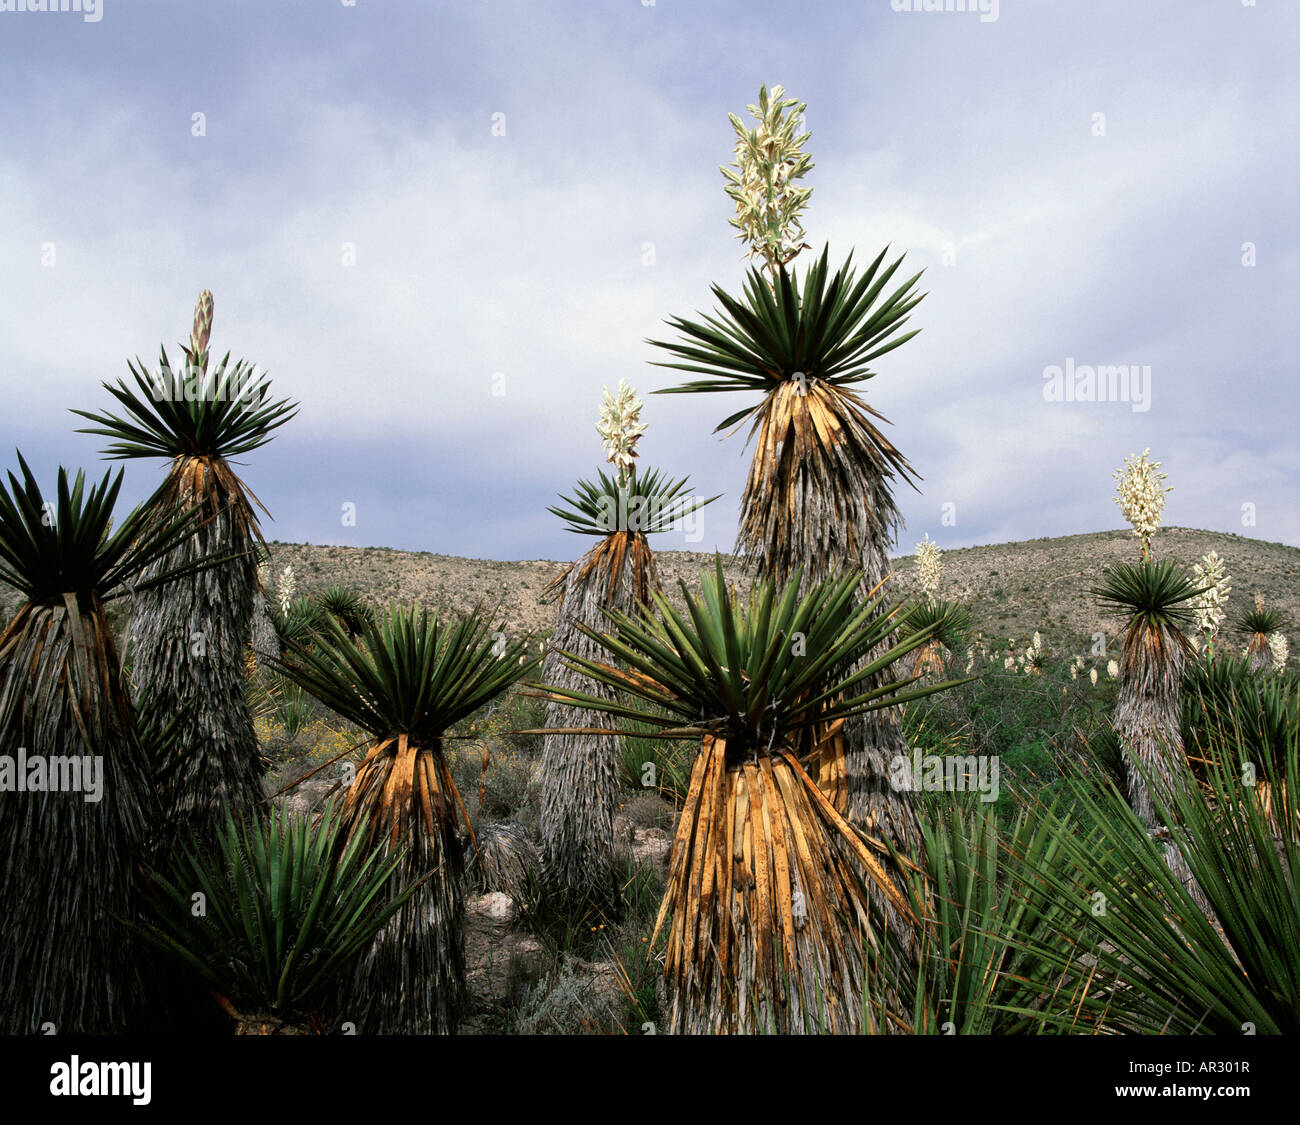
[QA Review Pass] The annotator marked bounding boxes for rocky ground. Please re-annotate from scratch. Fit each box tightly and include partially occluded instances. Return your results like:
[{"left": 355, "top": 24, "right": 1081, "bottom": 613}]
[{"left": 266, "top": 764, "right": 672, "bottom": 1035}]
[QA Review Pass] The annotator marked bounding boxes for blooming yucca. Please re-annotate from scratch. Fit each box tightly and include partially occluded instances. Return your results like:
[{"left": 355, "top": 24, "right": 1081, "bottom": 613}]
[
  {"left": 720, "top": 83, "right": 813, "bottom": 276},
  {"left": 1089, "top": 668, "right": 1099, "bottom": 686},
  {"left": 276, "top": 563, "right": 296, "bottom": 619},
  {"left": 1112, "top": 448, "right": 1171, "bottom": 560},
  {"left": 1107, "top": 658, "right": 1120, "bottom": 680},
  {"left": 1269, "top": 632, "right": 1289, "bottom": 673},
  {"left": 1190, "top": 550, "right": 1231, "bottom": 657},
  {"left": 915, "top": 533, "right": 942, "bottom": 605},
  {"left": 595, "top": 379, "right": 647, "bottom": 481}
]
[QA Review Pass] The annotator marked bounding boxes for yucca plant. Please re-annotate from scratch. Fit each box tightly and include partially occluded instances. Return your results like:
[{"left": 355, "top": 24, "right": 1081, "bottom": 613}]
[
  {"left": 271, "top": 602, "right": 536, "bottom": 1033},
  {"left": 134, "top": 804, "right": 415, "bottom": 1033},
  {"left": 0, "top": 454, "right": 210, "bottom": 1032},
  {"left": 1094, "top": 560, "right": 1202, "bottom": 828},
  {"left": 1183, "top": 655, "right": 1300, "bottom": 840},
  {"left": 862, "top": 794, "right": 1107, "bottom": 1034},
  {"left": 536, "top": 557, "right": 970, "bottom": 1033},
  {"left": 72, "top": 290, "right": 298, "bottom": 849},
  {"left": 316, "top": 583, "right": 375, "bottom": 639},
  {"left": 539, "top": 380, "right": 716, "bottom": 914},
  {"left": 1095, "top": 558, "right": 1207, "bottom": 908},
  {"left": 900, "top": 599, "right": 971, "bottom": 679},
  {"left": 649, "top": 87, "right": 928, "bottom": 897},
  {"left": 1236, "top": 593, "right": 1288, "bottom": 675},
  {"left": 1009, "top": 737, "right": 1300, "bottom": 1034}
]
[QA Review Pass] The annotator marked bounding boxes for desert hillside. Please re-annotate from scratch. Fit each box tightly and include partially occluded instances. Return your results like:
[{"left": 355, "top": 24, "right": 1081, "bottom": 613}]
[{"left": 261, "top": 527, "right": 1300, "bottom": 654}]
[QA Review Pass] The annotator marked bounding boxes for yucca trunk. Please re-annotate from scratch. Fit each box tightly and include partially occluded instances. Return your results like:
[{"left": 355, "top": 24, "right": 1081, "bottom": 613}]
[
  {"left": 334, "top": 734, "right": 467, "bottom": 1034},
  {"left": 538, "top": 532, "right": 653, "bottom": 912},
  {"left": 0, "top": 599, "right": 158, "bottom": 1033},
  {"left": 738, "top": 382, "right": 922, "bottom": 933},
  {"left": 1115, "top": 622, "right": 1190, "bottom": 828},
  {"left": 655, "top": 733, "right": 914, "bottom": 1034},
  {"left": 248, "top": 588, "right": 281, "bottom": 666},
  {"left": 131, "top": 456, "right": 263, "bottom": 847},
  {"left": 1114, "top": 620, "right": 1208, "bottom": 907}
]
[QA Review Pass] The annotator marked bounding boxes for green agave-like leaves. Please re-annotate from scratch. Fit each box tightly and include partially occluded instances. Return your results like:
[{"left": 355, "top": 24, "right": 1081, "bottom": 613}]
[
  {"left": 547, "top": 466, "right": 720, "bottom": 537},
  {"left": 72, "top": 345, "right": 299, "bottom": 461},
  {"left": 1093, "top": 559, "right": 1204, "bottom": 631},
  {"left": 901, "top": 598, "right": 973, "bottom": 649},
  {"left": 0, "top": 450, "right": 222, "bottom": 605},
  {"left": 647, "top": 244, "right": 925, "bottom": 431},
  {"left": 132, "top": 804, "right": 416, "bottom": 1016},
  {"left": 1005, "top": 735, "right": 1300, "bottom": 1034},
  {"left": 538, "top": 555, "right": 973, "bottom": 749},
  {"left": 270, "top": 601, "right": 538, "bottom": 741}
]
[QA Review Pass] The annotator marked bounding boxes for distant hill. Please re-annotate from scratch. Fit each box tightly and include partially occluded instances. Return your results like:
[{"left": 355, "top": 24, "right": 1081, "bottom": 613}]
[{"left": 260, "top": 528, "right": 1300, "bottom": 658}]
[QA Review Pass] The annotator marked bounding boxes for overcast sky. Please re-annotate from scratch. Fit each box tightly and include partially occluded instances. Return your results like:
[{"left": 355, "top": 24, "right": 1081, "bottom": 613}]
[{"left": 1, "top": 0, "right": 1296, "bottom": 563}]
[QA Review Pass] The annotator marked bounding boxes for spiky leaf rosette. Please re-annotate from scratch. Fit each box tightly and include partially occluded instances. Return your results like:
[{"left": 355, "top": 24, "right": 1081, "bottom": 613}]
[
  {"left": 1183, "top": 655, "right": 1300, "bottom": 783},
  {"left": 133, "top": 804, "right": 415, "bottom": 1030},
  {"left": 535, "top": 558, "right": 971, "bottom": 1033},
  {"left": 72, "top": 317, "right": 299, "bottom": 847},
  {"left": 1094, "top": 559, "right": 1203, "bottom": 901},
  {"left": 316, "top": 583, "right": 375, "bottom": 639},
  {"left": 648, "top": 245, "right": 923, "bottom": 584},
  {"left": 545, "top": 466, "right": 719, "bottom": 605},
  {"left": 900, "top": 598, "right": 972, "bottom": 678},
  {"left": 271, "top": 603, "right": 536, "bottom": 1034},
  {"left": 1236, "top": 598, "right": 1289, "bottom": 673},
  {"left": 863, "top": 794, "right": 1110, "bottom": 1035},
  {"left": 1008, "top": 736, "right": 1300, "bottom": 1034},
  {"left": 0, "top": 454, "right": 213, "bottom": 1033}
]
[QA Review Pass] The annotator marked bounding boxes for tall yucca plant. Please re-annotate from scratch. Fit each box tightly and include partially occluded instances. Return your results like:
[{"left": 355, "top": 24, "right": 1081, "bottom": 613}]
[
  {"left": 900, "top": 599, "right": 971, "bottom": 679},
  {"left": 649, "top": 86, "right": 927, "bottom": 866},
  {"left": 537, "top": 558, "right": 970, "bottom": 1033},
  {"left": 271, "top": 603, "right": 536, "bottom": 1033},
  {"left": 72, "top": 290, "right": 298, "bottom": 847},
  {"left": 0, "top": 454, "right": 209, "bottom": 1032},
  {"left": 1094, "top": 559, "right": 1207, "bottom": 907},
  {"left": 650, "top": 246, "right": 927, "bottom": 876},
  {"left": 538, "top": 380, "right": 716, "bottom": 914},
  {"left": 1094, "top": 560, "right": 1201, "bottom": 828}
]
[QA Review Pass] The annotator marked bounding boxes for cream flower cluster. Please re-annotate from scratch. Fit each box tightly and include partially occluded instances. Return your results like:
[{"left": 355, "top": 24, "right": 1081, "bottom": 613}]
[
  {"left": 1112, "top": 448, "right": 1171, "bottom": 550},
  {"left": 721, "top": 84, "right": 813, "bottom": 273},
  {"left": 276, "top": 564, "right": 296, "bottom": 619},
  {"left": 915, "top": 534, "right": 942, "bottom": 604},
  {"left": 1190, "top": 550, "right": 1231, "bottom": 641},
  {"left": 596, "top": 379, "right": 646, "bottom": 478},
  {"left": 1269, "top": 632, "right": 1289, "bottom": 673}
]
